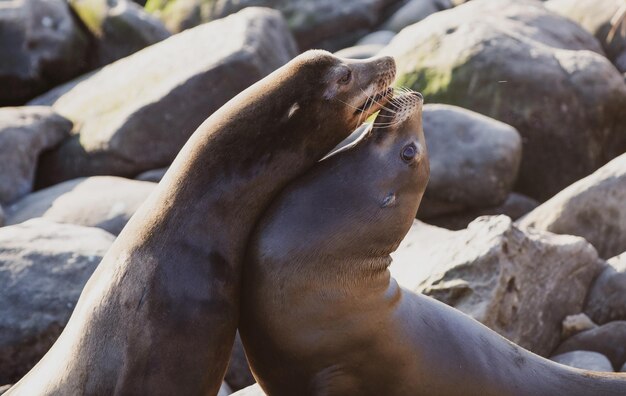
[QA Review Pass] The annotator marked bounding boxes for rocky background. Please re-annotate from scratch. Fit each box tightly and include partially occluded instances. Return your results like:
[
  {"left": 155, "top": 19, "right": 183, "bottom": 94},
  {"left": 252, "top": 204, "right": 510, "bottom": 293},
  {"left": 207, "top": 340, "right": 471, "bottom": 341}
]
[{"left": 1, "top": 0, "right": 626, "bottom": 393}]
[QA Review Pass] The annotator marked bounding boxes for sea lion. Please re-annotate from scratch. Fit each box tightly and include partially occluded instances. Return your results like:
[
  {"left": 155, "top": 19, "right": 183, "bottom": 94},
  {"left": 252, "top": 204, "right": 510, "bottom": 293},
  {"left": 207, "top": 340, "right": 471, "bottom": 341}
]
[
  {"left": 7, "top": 50, "right": 396, "bottom": 396},
  {"left": 239, "top": 91, "right": 626, "bottom": 396}
]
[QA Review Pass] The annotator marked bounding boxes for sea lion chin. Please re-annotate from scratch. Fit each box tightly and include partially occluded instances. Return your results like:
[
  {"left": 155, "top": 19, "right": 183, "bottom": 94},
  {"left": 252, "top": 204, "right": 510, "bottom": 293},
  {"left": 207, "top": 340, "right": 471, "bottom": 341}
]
[
  {"left": 6, "top": 50, "right": 395, "bottom": 396},
  {"left": 240, "top": 91, "right": 626, "bottom": 396}
]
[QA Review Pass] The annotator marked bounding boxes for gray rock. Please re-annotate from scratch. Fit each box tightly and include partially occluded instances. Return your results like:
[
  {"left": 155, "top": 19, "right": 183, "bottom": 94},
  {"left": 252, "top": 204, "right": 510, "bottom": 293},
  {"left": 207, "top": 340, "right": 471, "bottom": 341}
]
[
  {"left": 135, "top": 167, "right": 168, "bottom": 183},
  {"left": 391, "top": 215, "right": 604, "bottom": 356},
  {"left": 5, "top": 176, "right": 156, "bottom": 235},
  {"left": 584, "top": 253, "right": 626, "bottom": 324},
  {"left": 561, "top": 313, "right": 597, "bottom": 340},
  {"left": 334, "top": 44, "right": 384, "bottom": 60},
  {"left": 0, "top": 0, "right": 90, "bottom": 105},
  {"left": 425, "top": 193, "right": 539, "bottom": 230},
  {"left": 384, "top": 0, "right": 626, "bottom": 200},
  {"left": 230, "top": 383, "right": 265, "bottom": 396},
  {"left": 69, "top": 0, "right": 171, "bottom": 67},
  {"left": 418, "top": 104, "right": 522, "bottom": 219},
  {"left": 553, "top": 321, "right": 626, "bottom": 370},
  {"left": 0, "top": 205, "right": 4, "bottom": 227},
  {"left": 0, "top": 107, "right": 72, "bottom": 205},
  {"left": 550, "top": 351, "right": 614, "bottom": 372},
  {"left": 0, "top": 219, "right": 115, "bottom": 384},
  {"left": 31, "top": 7, "right": 297, "bottom": 187},
  {"left": 545, "top": 0, "right": 626, "bottom": 72},
  {"left": 356, "top": 30, "right": 396, "bottom": 46},
  {"left": 217, "top": 382, "right": 232, "bottom": 396},
  {"left": 382, "top": 0, "right": 452, "bottom": 32},
  {"left": 0, "top": 385, "right": 11, "bottom": 395},
  {"left": 518, "top": 153, "right": 626, "bottom": 259},
  {"left": 621, "top": 361, "right": 626, "bottom": 372},
  {"left": 225, "top": 332, "right": 255, "bottom": 391}
]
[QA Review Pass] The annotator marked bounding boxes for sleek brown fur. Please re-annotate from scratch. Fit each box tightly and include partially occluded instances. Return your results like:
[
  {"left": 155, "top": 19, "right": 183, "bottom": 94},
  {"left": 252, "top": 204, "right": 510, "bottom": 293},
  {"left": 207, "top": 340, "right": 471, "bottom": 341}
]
[
  {"left": 240, "top": 92, "right": 626, "bottom": 396},
  {"left": 7, "top": 51, "right": 395, "bottom": 396}
]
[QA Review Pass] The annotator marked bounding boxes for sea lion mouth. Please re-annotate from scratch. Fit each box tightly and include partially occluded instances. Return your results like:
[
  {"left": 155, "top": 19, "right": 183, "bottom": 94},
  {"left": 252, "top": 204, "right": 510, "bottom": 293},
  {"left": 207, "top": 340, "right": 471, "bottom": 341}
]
[
  {"left": 355, "top": 87, "right": 394, "bottom": 115},
  {"left": 373, "top": 90, "right": 423, "bottom": 126}
]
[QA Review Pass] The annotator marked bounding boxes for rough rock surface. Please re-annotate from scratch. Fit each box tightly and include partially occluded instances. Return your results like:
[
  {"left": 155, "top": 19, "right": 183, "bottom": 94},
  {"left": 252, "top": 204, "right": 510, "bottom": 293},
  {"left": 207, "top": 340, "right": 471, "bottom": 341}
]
[
  {"left": 0, "top": 0, "right": 90, "bottom": 105},
  {"left": 0, "top": 107, "right": 72, "bottom": 205},
  {"left": 561, "top": 313, "right": 597, "bottom": 340},
  {"left": 518, "top": 153, "right": 626, "bottom": 259},
  {"left": 5, "top": 176, "right": 156, "bottom": 235},
  {"left": 334, "top": 44, "right": 384, "bottom": 59},
  {"left": 31, "top": 7, "right": 297, "bottom": 186},
  {"left": 0, "top": 219, "right": 115, "bottom": 384},
  {"left": 553, "top": 321, "right": 626, "bottom": 370},
  {"left": 550, "top": 351, "right": 614, "bottom": 372},
  {"left": 135, "top": 167, "right": 168, "bottom": 183},
  {"left": 584, "top": 253, "right": 626, "bottom": 324},
  {"left": 356, "top": 30, "right": 396, "bottom": 46},
  {"left": 418, "top": 104, "right": 522, "bottom": 218},
  {"left": 0, "top": 205, "right": 4, "bottom": 227},
  {"left": 69, "top": 0, "right": 171, "bottom": 67},
  {"left": 391, "top": 215, "right": 604, "bottom": 356},
  {"left": 382, "top": 0, "right": 451, "bottom": 32},
  {"left": 384, "top": 0, "right": 626, "bottom": 200}
]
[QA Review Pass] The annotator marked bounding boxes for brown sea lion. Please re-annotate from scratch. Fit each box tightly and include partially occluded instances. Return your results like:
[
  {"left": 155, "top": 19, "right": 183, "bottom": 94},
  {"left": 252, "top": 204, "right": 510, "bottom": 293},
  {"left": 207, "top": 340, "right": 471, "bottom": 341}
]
[
  {"left": 7, "top": 50, "right": 396, "bottom": 396},
  {"left": 239, "top": 91, "right": 626, "bottom": 396}
]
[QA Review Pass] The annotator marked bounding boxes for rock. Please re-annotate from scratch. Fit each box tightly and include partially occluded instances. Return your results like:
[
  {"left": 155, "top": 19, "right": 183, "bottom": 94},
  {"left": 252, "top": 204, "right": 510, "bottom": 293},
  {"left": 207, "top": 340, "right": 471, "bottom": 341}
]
[
  {"left": 561, "top": 313, "right": 597, "bottom": 340},
  {"left": 230, "top": 383, "right": 265, "bottom": 396},
  {"left": 418, "top": 104, "right": 522, "bottom": 219},
  {"left": 545, "top": 0, "right": 626, "bottom": 73},
  {"left": 518, "top": 154, "right": 626, "bottom": 259},
  {"left": 425, "top": 193, "right": 539, "bottom": 230},
  {"left": 382, "top": 0, "right": 452, "bottom": 32},
  {"left": 0, "top": 0, "right": 90, "bottom": 105},
  {"left": 135, "top": 167, "right": 168, "bottom": 183},
  {"left": 0, "top": 107, "right": 72, "bottom": 205},
  {"left": 621, "top": 362, "right": 626, "bottom": 372},
  {"left": 0, "top": 385, "right": 11, "bottom": 395},
  {"left": 225, "top": 332, "right": 255, "bottom": 391},
  {"left": 584, "top": 253, "right": 626, "bottom": 324},
  {"left": 356, "top": 30, "right": 396, "bottom": 46},
  {"left": 217, "top": 382, "right": 232, "bottom": 396},
  {"left": 334, "top": 44, "right": 384, "bottom": 60},
  {"left": 553, "top": 321, "right": 626, "bottom": 370},
  {"left": 0, "top": 205, "right": 4, "bottom": 227},
  {"left": 5, "top": 176, "right": 156, "bottom": 236},
  {"left": 0, "top": 219, "right": 115, "bottom": 384},
  {"left": 550, "top": 351, "right": 614, "bottom": 372},
  {"left": 145, "top": 0, "right": 401, "bottom": 50},
  {"left": 69, "top": 0, "right": 171, "bottom": 67},
  {"left": 391, "top": 215, "right": 604, "bottom": 356},
  {"left": 384, "top": 0, "right": 626, "bottom": 200},
  {"left": 31, "top": 7, "right": 297, "bottom": 187}
]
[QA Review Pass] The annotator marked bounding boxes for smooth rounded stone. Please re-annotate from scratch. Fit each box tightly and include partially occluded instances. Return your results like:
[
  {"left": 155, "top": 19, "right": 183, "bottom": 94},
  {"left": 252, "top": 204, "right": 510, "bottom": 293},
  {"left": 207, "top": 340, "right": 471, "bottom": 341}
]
[
  {"left": 230, "top": 383, "right": 265, "bottom": 396},
  {"left": 425, "top": 193, "right": 539, "bottom": 230},
  {"left": 0, "top": 107, "right": 72, "bottom": 205},
  {"left": 334, "top": 44, "right": 384, "bottom": 60},
  {"left": 553, "top": 321, "right": 626, "bottom": 370},
  {"left": 382, "top": 0, "right": 452, "bottom": 32},
  {"left": 584, "top": 253, "right": 626, "bottom": 324},
  {"left": 356, "top": 30, "right": 396, "bottom": 46},
  {"left": 0, "top": 219, "right": 115, "bottom": 384},
  {"left": 69, "top": 0, "right": 171, "bottom": 67},
  {"left": 0, "top": 205, "right": 4, "bottom": 227},
  {"left": 561, "top": 313, "right": 597, "bottom": 340},
  {"left": 5, "top": 176, "right": 156, "bottom": 236},
  {"left": 31, "top": 7, "right": 297, "bottom": 187},
  {"left": 550, "top": 351, "right": 614, "bottom": 372},
  {"left": 0, "top": 0, "right": 90, "bottom": 105},
  {"left": 217, "top": 382, "right": 232, "bottom": 396},
  {"left": 135, "top": 167, "right": 168, "bottom": 183},
  {"left": 383, "top": 0, "right": 626, "bottom": 200},
  {"left": 545, "top": 0, "right": 626, "bottom": 73},
  {"left": 145, "top": 0, "right": 402, "bottom": 50},
  {"left": 518, "top": 153, "right": 626, "bottom": 259},
  {"left": 390, "top": 215, "right": 604, "bottom": 356},
  {"left": 417, "top": 104, "right": 522, "bottom": 219},
  {"left": 225, "top": 332, "right": 255, "bottom": 391},
  {"left": 621, "top": 361, "right": 626, "bottom": 372}
]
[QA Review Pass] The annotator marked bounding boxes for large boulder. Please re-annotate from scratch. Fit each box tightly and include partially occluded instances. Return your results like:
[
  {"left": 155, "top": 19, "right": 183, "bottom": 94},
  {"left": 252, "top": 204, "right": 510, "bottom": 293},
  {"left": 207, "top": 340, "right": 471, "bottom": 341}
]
[
  {"left": 0, "top": 219, "right": 115, "bottom": 384},
  {"left": 553, "top": 321, "right": 626, "bottom": 370},
  {"left": 31, "top": 7, "right": 297, "bottom": 187},
  {"left": 0, "top": 205, "right": 4, "bottom": 227},
  {"left": 584, "top": 253, "right": 626, "bottom": 325},
  {"left": 145, "top": 0, "right": 402, "bottom": 50},
  {"left": 545, "top": 0, "right": 626, "bottom": 73},
  {"left": 69, "top": 0, "right": 171, "bottom": 67},
  {"left": 550, "top": 351, "right": 614, "bottom": 372},
  {"left": 383, "top": 0, "right": 626, "bottom": 200},
  {"left": 0, "top": 107, "right": 72, "bottom": 205},
  {"left": 418, "top": 104, "right": 522, "bottom": 219},
  {"left": 382, "top": 0, "right": 452, "bottom": 33},
  {"left": 518, "top": 153, "right": 626, "bottom": 259},
  {"left": 390, "top": 215, "right": 604, "bottom": 356},
  {"left": 0, "top": 0, "right": 90, "bottom": 105},
  {"left": 5, "top": 176, "right": 156, "bottom": 235}
]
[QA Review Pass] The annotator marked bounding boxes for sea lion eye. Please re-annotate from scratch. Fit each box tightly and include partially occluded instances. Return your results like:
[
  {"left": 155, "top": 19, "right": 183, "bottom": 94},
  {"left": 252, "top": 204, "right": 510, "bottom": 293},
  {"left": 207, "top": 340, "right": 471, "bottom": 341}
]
[
  {"left": 401, "top": 143, "right": 417, "bottom": 163},
  {"left": 338, "top": 69, "right": 352, "bottom": 85}
]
